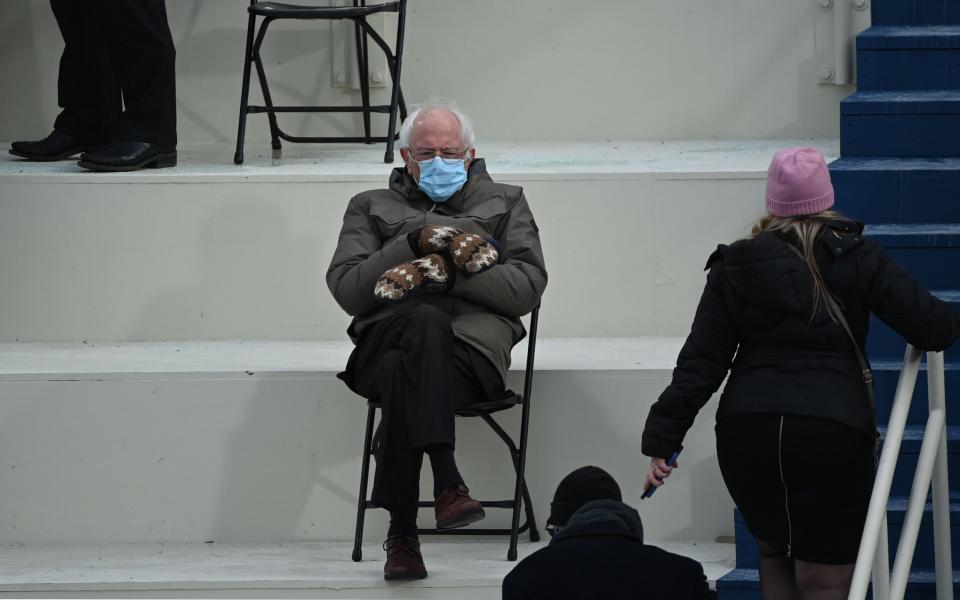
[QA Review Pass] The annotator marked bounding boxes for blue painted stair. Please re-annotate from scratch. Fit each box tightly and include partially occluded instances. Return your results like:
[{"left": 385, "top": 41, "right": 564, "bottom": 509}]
[
  {"left": 717, "top": 1, "right": 960, "bottom": 597},
  {"left": 857, "top": 27, "right": 960, "bottom": 90},
  {"left": 831, "top": 157, "right": 960, "bottom": 222},
  {"left": 873, "top": 0, "right": 960, "bottom": 25},
  {"left": 841, "top": 91, "right": 960, "bottom": 157}
]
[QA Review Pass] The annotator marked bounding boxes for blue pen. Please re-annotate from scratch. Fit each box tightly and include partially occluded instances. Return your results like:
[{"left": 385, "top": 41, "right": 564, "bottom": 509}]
[{"left": 642, "top": 451, "right": 680, "bottom": 499}]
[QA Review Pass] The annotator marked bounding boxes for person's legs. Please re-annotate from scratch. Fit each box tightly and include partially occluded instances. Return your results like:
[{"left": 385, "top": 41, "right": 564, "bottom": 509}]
[
  {"left": 51, "top": 0, "right": 118, "bottom": 140},
  {"left": 373, "top": 347, "right": 428, "bottom": 581},
  {"left": 793, "top": 560, "right": 855, "bottom": 600},
  {"left": 76, "top": 0, "right": 176, "bottom": 170},
  {"left": 11, "top": 1, "right": 114, "bottom": 160},
  {"left": 376, "top": 348, "right": 424, "bottom": 541},
  {"left": 717, "top": 415, "right": 803, "bottom": 599},
  {"left": 424, "top": 335, "right": 504, "bottom": 498},
  {"left": 757, "top": 539, "right": 801, "bottom": 600},
  {"left": 780, "top": 416, "right": 872, "bottom": 600},
  {"left": 104, "top": 0, "right": 176, "bottom": 146},
  {"left": 342, "top": 305, "right": 500, "bottom": 576},
  {"left": 424, "top": 444, "right": 463, "bottom": 498}
]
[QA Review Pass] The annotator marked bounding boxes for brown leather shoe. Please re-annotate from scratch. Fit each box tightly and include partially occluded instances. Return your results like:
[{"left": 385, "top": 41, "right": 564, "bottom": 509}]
[
  {"left": 383, "top": 536, "right": 427, "bottom": 581},
  {"left": 435, "top": 484, "right": 486, "bottom": 530}
]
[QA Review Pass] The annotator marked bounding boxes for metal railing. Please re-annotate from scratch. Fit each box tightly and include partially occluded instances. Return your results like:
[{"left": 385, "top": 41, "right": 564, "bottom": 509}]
[{"left": 849, "top": 346, "right": 953, "bottom": 600}]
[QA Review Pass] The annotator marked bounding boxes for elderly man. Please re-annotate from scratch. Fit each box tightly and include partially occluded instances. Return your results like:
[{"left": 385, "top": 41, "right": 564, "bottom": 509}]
[{"left": 327, "top": 101, "right": 547, "bottom": 580}]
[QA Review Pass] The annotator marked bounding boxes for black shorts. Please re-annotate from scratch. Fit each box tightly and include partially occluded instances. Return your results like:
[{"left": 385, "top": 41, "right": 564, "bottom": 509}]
[{"left": 716, "top": 414, "right": 876, "bottom": 565}]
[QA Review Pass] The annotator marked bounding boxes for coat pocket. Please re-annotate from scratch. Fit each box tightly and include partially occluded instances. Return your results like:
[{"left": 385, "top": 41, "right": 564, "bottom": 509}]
[
  {"left": 369, "top": 202, "right": 422, "bottom": 240},
  {"left": 429, "top": 200, "right": 509, "bottom": 238}
]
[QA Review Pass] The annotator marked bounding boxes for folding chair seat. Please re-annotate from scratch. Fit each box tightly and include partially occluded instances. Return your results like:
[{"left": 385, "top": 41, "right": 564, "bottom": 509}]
[
  {"left": 234, "top": 0, "right": 408, "bottom": 164},
  {"left": 352, "top": 306, "right": 542, "bottom": 562}
]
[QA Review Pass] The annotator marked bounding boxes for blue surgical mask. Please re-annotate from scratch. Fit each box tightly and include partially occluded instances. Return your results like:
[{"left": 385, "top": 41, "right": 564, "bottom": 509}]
[{"left": 417, "top": 156, "right": 467, "bottom": 202}]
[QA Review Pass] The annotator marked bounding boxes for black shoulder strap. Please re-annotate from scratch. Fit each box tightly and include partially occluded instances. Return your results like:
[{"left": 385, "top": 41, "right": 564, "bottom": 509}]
[{"left": 783, "top": 243, "right": 876, "bottom": 415}]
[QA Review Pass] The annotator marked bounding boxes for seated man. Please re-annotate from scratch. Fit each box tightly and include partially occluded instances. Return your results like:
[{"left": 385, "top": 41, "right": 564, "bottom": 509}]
[
  {"left": 327, "top": 100, "right": 547, "bottom": 581},
  {"left": 503, "top": 466, "right": 717, "bottom": 600}
]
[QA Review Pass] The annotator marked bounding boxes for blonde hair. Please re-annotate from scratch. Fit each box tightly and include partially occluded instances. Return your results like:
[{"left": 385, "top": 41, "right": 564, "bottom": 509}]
[{"left": 750, "top": 210, "right": 847, "bottom": 321}]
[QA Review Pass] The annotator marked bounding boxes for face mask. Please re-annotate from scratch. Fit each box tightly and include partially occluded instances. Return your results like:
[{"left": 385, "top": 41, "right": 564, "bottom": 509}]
[{"left": 416, "top": 156, "right": 467, "bottom": 202}]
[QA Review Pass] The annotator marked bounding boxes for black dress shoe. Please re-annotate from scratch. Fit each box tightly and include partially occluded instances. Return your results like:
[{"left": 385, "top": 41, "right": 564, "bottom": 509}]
[
  {"left": 9, "top": 130, "right": 107, "bottom": 161},
  {"left": 78, "top": 141, "right": 177, "bottom": 172}
]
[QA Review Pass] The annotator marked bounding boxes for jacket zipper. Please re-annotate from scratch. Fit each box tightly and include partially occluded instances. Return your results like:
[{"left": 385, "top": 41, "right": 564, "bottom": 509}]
[{"left": 778, "top": 416, "right": 793, "bottom": 558}]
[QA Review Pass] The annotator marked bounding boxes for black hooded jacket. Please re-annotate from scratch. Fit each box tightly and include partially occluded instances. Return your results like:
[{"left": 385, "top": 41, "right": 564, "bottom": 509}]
[
  {"left": 502, "top": 500, "right": 716, "bottom": 599},
  {"left": 642, "top": 220, "right": 960, "bottom": 458}
]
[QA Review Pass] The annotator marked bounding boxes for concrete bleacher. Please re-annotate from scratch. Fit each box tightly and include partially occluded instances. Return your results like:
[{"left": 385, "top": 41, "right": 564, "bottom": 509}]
[
  {"left": 0, "top": 140, "right": 843, "bottom": 596},
  {"left": 13, "top": 0, "right": 946, "bottom": 596}
]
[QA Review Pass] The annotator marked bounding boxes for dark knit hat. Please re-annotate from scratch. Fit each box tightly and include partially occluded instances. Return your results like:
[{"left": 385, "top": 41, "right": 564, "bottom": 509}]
[{"left": 547, "top": 466, "right": 622, "bottom": 527}]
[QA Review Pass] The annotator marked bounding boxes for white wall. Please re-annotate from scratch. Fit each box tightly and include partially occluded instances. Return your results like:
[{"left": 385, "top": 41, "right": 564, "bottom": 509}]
[
  {"left": 0, "top": 371, "right": 731, "bottom": 545},
  {"left": 0, "top": 172, "right": 767, "bottom": 342},
  {"left": 0, "top": 0, "right": 852, "bottom": 145}
]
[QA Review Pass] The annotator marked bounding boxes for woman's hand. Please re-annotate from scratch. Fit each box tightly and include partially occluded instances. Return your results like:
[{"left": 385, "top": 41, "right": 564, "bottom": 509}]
[{"left": 643, "top": 456, "right": 678, "bottom": 493}]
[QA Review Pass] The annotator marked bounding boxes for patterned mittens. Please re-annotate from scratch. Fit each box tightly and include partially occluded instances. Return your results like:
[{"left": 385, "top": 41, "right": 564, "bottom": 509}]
[
  {"left": 417, "top": 225, "right": 499, "bottom": 274},
  {"left": 374, "top": 254, "right": 453, "bottom": 303}
]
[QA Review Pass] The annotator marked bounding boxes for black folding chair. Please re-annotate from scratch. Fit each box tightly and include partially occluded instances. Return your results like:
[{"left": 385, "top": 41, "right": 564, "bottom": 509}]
[
  {"left": 351, "top": 305, "right": 542, "bottom": 562},
  {"left": 234, "top": 0, "right": 408, "bottom": 165}
]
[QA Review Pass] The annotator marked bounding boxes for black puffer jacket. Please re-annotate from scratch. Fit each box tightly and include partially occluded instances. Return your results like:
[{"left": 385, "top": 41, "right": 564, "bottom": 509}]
[
  {"left": 502, "top": 500, "right": 715, "bottom": 600},
  {"left": 642, "top": 220, "right": 960, "bottom": 458}
]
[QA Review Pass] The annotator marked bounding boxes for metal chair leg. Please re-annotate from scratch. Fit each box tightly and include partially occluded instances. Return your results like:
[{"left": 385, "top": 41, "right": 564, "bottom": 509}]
[
  {"left": 234, "top": 11, "right": 257, "bottom": 165},
  {"left": 352, "top": 405, "right": 377, "bottom": 562},
  {"left": 353, "top": 15, "right": 372, "bottom": 142},
  {"left": 383, "top": 0, "right": 407, "bottom": 163},
  {"left": 251, "top": 18, "right": 282, "bottom": 152},
  {"left": 522, "top": 478, "right": 540, "bottom": 542}
]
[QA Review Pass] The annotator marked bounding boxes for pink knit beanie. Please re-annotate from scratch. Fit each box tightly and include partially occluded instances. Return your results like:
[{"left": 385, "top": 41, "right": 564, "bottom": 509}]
[{"left": 765, "top": 147, "right": 835, "bottom": 217}]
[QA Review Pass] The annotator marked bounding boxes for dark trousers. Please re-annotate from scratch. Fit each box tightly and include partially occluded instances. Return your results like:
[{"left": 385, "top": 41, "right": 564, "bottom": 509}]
[
  {"left": 340, "top": 305, "right": 503, "bottom": 517},
  {"left": 50, "top": 0, "right": 177, "bottom": 145}
]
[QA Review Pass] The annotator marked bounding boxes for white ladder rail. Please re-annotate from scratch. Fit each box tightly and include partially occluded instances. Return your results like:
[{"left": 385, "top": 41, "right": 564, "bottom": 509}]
[{"left": 848, "top": 346, "right": 953, "bottom": 600}]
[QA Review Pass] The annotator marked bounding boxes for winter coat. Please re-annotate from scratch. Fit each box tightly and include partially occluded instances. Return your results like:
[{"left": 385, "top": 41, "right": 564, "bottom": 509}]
[
  {"left": 502, "top": 499, "right": 716, "bottom": 600},
  {"left": 326, "top": 159, "right": 547, "bottom": 382},
  {"left": 642, "top": 220, "right": 960, "bottom": 458}
]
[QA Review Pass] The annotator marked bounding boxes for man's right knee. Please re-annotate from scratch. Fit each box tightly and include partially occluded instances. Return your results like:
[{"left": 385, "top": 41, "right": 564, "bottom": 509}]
[{"left": 377, "top": 349, "right": 405, "bottom": 382}]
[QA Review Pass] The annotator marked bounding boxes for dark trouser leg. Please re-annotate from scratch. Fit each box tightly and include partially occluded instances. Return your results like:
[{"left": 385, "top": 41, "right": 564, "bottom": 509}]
[
  {"left": 425, "top": 444, "right": 462, "bottom": 498},
  {"left": 371, "top": 306, "right": 458, "bottom": 524},
  {"left": 377, "top": 348, "right": 423, "bottom": 539},
  {"left": 50, "top": 0, "right": 118, "bottom": 140},
  {"left": 105, "top": 0, "right": 177, "bottom": 146},
  {"left": 343, "top": 306, "right": 503, "bottom": 534}
]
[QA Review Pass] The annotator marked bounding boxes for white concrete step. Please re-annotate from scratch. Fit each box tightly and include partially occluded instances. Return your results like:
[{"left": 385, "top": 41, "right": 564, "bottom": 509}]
[
  {"left": 0, "top": 540, "right": 735, "bottom": 598},
  {"left": 0, "top": 140, "right": 838, "bottom": 343},
  {"left": 0, "top": 338, "right": 734, "bottom": 547},
  {"left": 0, "top": 336, "right": 683, "bottom": 378}
]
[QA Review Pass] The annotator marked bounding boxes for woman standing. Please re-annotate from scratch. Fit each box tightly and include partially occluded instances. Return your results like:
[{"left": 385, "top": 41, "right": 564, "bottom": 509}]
[{"left": 641, "top": 147, "right": 960, "bottom": 599}]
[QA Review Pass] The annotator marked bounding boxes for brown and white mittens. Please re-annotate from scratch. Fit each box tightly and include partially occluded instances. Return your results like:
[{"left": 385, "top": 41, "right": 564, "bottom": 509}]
[
  {"left": 417, "top": 224, "right": 499, "bottom": 274},
  {"left": 374, "top": 254, "right": 453, "bottom": 303}
]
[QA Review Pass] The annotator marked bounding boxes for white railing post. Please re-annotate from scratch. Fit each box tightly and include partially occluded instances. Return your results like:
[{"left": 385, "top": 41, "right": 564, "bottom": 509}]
[
  {"left": 889, "top": 408, "right": 945, "bottom": 597},
  {"left": 850, "top": 347, "right": 952, "bottom": 600},
  {"left": 872, "top": 518, "right": 890, "bottom": 600},
  {"left": 926, "top": 351, "right": 953, "bottom": 600},
  {"left": 849, "top": 345, "right": 923, "bottom": 600}
]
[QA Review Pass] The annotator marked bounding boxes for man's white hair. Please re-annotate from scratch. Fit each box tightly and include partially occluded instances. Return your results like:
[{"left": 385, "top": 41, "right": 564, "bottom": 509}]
[{"left": 397, "top": 98, "right": 477, "bottom": 150}]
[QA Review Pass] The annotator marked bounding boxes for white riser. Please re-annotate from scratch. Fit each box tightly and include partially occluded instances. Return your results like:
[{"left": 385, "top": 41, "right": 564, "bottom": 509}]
[
  {"left": 0, "top": 141, "right": 836, "bottom": 343},
  {"left": 0, "top": 540, "right": 734, "bottom": 598},
  {"left": 0, "top": 364, "right": 730, "bottom": 545}
]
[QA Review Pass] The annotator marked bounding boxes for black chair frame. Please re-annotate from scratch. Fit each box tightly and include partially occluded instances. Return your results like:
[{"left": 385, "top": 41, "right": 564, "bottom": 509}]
[
  {"left": 352, "top": 305, "right": 542, "bottom": 562},
  {"left": 234, "top": 0, "right": 408, "bottom": 165}
]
